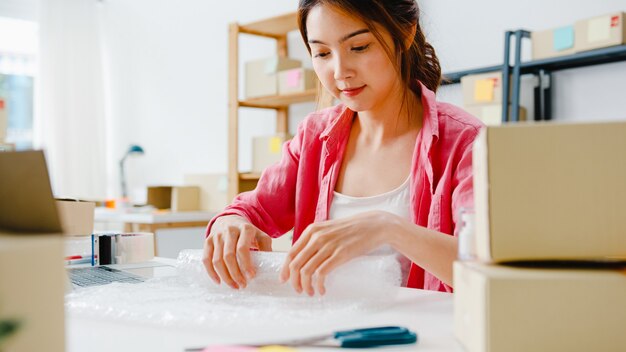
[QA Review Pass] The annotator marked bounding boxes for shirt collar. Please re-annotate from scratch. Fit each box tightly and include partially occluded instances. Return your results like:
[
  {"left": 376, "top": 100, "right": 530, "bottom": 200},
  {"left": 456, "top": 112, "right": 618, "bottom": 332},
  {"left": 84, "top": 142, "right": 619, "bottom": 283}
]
[{"left": 417, "top": 80, "right": 440, "bottom": 149}]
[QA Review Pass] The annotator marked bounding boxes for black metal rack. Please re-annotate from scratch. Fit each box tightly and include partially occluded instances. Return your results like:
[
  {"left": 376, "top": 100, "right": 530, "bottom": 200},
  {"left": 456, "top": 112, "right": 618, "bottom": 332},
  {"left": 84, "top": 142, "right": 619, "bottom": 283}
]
[{"left": 442, "top": 29, "right": 626, "bottom": 123}]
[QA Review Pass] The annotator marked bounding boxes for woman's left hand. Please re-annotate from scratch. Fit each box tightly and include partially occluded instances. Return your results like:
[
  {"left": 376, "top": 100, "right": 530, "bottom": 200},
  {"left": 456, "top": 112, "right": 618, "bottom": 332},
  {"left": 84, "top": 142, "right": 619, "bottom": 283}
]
[{"left": 279, "top": 210, "right": 402, "bottom": 296}]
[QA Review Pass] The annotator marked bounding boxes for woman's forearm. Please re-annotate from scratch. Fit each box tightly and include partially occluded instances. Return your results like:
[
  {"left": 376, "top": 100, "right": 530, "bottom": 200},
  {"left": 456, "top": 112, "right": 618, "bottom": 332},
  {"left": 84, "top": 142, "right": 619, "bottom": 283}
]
[{"left": 388, "top": 217, "right": 458, "bottom": 287}]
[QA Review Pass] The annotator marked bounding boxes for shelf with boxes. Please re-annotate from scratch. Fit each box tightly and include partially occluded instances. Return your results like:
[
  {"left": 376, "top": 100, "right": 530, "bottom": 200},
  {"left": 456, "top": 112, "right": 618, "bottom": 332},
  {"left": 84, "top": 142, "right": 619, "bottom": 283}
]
[
  {"left": 228, "top": 12, "right": 332, "bottom": 201},
  {"left": 443, "top": 11, "right": 626, "bottom": 124}
]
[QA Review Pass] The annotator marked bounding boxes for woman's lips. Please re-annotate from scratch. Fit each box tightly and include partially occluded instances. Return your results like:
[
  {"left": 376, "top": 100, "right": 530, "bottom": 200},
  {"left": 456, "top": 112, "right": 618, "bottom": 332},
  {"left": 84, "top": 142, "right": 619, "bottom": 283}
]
[{"left": 341, "top": 85, "right": 365, "bottom": 97}]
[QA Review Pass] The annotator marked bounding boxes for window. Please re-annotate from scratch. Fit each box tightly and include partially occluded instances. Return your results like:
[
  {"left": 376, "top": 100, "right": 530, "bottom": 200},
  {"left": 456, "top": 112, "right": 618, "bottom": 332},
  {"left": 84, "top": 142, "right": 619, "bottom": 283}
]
[{"left": 0, "top": 17, "right": 37, "bottom": 150}]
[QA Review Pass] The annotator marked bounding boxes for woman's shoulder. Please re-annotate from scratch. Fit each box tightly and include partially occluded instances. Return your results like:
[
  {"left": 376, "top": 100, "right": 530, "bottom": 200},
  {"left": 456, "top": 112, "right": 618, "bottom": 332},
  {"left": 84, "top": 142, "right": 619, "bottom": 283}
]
[
  {"left": 435, "top": 101, "right": 484, "bottom": 141},
  {"left": 297, "top": 103, "right": 348, "bottom": 136}
]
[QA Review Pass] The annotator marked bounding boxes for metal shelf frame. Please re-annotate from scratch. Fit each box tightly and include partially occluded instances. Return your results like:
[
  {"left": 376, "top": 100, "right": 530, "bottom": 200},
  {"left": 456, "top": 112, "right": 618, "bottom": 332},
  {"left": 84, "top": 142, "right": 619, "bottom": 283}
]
[{"left": 442, "top": 29, "right": 626, "bottom": 123}]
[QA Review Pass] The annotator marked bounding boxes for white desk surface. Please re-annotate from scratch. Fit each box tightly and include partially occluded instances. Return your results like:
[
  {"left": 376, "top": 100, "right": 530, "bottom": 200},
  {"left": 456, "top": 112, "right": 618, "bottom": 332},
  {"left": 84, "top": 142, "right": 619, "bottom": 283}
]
[
  {"left": 66, "top": 259, "right": 463, "bottom": 352},
  {"left": 94, "top": 207, "right": 216, "bottom": 224}
]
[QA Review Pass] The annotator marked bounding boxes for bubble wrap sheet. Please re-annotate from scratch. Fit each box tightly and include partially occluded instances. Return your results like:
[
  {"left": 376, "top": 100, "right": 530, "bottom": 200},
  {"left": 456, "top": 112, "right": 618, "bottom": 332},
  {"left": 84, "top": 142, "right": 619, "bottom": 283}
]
[{"left": 66, "top": 250, "right": 402, "bottom": 330}]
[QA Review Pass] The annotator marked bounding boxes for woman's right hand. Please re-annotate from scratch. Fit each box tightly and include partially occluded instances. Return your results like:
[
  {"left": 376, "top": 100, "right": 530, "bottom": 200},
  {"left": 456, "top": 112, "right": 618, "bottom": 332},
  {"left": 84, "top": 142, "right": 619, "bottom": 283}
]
[{"left": 203, "top": 215, "right": 273, "bottom": 289}]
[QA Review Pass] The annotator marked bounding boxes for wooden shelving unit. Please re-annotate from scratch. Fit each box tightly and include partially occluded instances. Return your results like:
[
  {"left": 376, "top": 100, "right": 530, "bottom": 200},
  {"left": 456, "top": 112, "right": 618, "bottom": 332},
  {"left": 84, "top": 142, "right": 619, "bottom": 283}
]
[{"left": 228, "top": 12, "right": 331, "bottom": 201}]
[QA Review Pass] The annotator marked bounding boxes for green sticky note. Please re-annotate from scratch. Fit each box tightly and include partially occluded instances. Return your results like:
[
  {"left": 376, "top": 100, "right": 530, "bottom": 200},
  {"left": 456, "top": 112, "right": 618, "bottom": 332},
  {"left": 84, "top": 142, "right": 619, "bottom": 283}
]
[
  {"left": 553, "top": 26, "right": 574, "bottom": 51},
  {"left": 264, "top": 57, "right": 278, "bottom": 74}
]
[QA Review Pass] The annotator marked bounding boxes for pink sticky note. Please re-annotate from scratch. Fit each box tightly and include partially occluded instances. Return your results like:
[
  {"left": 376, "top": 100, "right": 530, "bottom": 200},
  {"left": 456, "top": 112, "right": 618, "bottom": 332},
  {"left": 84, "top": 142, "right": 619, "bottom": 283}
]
[{"left": 286, "top": 69, "right": 302, "bottom": 88}]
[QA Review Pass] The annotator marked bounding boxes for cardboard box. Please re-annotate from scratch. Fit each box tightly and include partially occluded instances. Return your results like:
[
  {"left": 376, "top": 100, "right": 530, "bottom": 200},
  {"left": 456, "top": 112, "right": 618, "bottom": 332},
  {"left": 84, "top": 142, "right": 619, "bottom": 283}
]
[
  {"left": 252, "top": 133, "right": 291, "bottom": 174},
  {"left": 0, "top": 151, "right": 65, "bottom": 352},
  {"left": 0, "top": 96, "right": 7, "bottom": 143},
  {"left": 0, "top": 235, "right": 65, "bottom": 352},
  {"left": 461, "top": 72, "right": 505, "bottom": 107},
  {"left": 245, "top": 57, "right": 301, "bottom": 98},
  {"left": 55, "top": 199, "right": 95, "bottom": 236},
  {"left": 184, "top": 173, "right": 228, "bottom": 211},
  {"left": 473, "top": 122, "right": 626, "bottom": 262},
  {"left": 278, "top": 68, "right": 318, "bottom": 95},
  {"left": 146, "top": 186, "right": 201, "bottom": 211},
  {"left": 575, "top": 12, "right": 626, "bottom": 53},
  {"left": 454, "top": 261, "right": 626, "bottom": 352},
  {"left": 464, "top": 104, "right": 527, "bottom": 125},
  {"left": 532, "top": 25, "right": 576, "bottom": 60}
]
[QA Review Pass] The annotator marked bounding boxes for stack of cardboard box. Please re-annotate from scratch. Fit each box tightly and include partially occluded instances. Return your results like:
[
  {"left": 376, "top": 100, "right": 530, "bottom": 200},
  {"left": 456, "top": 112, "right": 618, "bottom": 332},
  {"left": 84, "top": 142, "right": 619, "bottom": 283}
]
[
  {"left": 245, "top": 56, "right": 314, "bottom": 173},
  {"left": 454, "top": 121, "right": 626, "bottom": 352},
  {"left": 533, "top": 12, "right": 626, "bottom": 60},
  {"left": 245, "top": 56, "right": 318, "bottom": 99},
  {"left": 461, "top": 72, "right": 527, "bottom": 125}
]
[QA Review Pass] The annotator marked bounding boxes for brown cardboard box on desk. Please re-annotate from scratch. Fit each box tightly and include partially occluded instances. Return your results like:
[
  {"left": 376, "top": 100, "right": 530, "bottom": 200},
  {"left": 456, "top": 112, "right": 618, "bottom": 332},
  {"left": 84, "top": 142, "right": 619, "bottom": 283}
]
[
  {"left": 454, "top": 261, "right": 626, "bottom": 352},
  {"left": 0, "top": 150, "right": 65, "bottom": 352},
  {"left": 147, "top": 186, "right": 201, "bottom": 211},
  {"left": 56, "top": 199, "right": 95, "bottom": 236},
  {"left": 575, "top": 12, "right": 626, "bottom": 53},
  {"left": 472, "top": 121, "right": 626, "bottom": 262}
]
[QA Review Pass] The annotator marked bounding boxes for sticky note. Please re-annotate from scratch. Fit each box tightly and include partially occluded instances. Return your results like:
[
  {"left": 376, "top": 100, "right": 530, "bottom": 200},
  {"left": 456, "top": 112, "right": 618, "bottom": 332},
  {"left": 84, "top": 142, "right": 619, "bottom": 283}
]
[
  {"left": 258, "top": 346, "right": 297, "bottom": 352},
  {"left": 269, "top": 137, "right": 281, "bottom": 154},
  {"left": 474, "top": 79, "right": 495, "bottom": 103},
  {"left": 587, "top": 16, "right": 611, "bottom": 43},
  {"left": 553, "top": 26, "right": 574, "bottom": 51},
  {"left": 202, "top": 346, "right": 256, "bottom": 352},
  {"left": 481, "top": 105, "right": 502, "bottom": 125},
  {"left": 611, "top": 15, "right": 620, "bottom": 27},
  {"left": 286, "top": 69, "right": 302, "bottom": 88},
  {"left": 264, "top": 58, "right": 278, "bottom": 74}
]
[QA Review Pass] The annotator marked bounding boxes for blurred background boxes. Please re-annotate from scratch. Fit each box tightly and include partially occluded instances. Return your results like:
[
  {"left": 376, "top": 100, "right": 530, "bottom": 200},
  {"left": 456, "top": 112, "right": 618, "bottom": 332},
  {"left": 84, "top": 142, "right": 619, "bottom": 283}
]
[
  {"left": 245, "top": 56, "right": 301, "bottom": 98},
  {"left": 183, "top": 173, "right": 228, "bottom": 212},
  {"left": 461, "top": 72, "right": 526, "bottom": 125},
  {"left": 252, "top": 133, "right": 291, "bottom": 174},
  {"left": 277, "top": 68, "right": 317, "bottom": 95},
  {"left": 576, "top": 12, "right": 626, "bottom": 53},
  {"left": 532, "top": 25, "right": 576, "bottom": 60},
  {"left": 454, "top": 261, "right": 626, "bottom": 352},
  {"left": 461, "top": 72, "right": 503, "bottom": 107},
  {"left": 146, "top": 186, "right": 200, "bottom": 211},
  {"left": 464, "top": 105, "right": 527, "bottom": 125},
  {"left": 472, "top": 121, "right": 626, "bottom": 262}
]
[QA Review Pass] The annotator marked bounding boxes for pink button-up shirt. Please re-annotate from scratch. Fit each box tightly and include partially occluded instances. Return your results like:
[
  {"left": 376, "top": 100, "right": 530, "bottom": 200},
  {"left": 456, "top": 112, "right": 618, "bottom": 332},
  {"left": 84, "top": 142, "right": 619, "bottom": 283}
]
[{"left": 207, "top": 82, "right": 483, "bottom": 292}]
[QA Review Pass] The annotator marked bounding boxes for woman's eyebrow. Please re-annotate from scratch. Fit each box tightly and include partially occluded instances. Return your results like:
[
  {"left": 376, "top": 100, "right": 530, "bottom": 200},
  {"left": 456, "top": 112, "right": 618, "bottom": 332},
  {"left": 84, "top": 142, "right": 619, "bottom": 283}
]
[{"left": 308, "top": 28, "right": 371, "bottom": 45}]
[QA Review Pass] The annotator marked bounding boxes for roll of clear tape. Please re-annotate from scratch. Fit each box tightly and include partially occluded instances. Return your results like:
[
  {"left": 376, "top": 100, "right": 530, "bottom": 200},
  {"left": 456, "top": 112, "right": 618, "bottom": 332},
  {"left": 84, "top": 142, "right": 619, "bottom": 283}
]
[{"left": 176, "top": 249, "right": 402, "bottom": 298}]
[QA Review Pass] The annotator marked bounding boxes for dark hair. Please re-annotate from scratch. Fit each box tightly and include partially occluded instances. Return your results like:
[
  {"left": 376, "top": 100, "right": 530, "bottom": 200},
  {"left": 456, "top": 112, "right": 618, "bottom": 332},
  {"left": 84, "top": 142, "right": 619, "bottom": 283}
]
[{"left": 297, "top": 0, "right": 442, "bottom": 96}]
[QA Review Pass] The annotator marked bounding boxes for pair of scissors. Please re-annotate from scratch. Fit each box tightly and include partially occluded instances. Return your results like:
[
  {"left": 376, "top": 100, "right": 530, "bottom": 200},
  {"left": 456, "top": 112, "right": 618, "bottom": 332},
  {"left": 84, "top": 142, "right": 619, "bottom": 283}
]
[
  {"left": 184, "top": 326, "right": 417, "bottom": 351},
  {"left": 254, "top": 326, "right": 418, "bottom": 348}
]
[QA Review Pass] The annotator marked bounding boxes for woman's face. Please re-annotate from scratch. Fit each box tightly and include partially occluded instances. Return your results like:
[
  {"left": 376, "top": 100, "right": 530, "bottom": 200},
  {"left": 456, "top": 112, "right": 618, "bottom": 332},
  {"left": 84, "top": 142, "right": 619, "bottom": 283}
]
[{"left": 306, "top": 4, "right": 402, "bottom": 113}]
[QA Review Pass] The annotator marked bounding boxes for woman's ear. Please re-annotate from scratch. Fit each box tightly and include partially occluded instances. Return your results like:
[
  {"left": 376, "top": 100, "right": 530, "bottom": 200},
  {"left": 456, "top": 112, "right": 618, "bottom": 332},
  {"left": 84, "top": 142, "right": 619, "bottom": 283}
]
[{"left": 404, "top": 24, "right": 417, "bottom": 51}]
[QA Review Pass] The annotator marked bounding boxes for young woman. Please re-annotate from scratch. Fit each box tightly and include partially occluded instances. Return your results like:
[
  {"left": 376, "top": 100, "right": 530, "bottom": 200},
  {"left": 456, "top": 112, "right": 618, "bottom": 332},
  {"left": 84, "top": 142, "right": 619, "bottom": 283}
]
[{"left": 203, "top": 0, "right": 483, "bottom": 296}]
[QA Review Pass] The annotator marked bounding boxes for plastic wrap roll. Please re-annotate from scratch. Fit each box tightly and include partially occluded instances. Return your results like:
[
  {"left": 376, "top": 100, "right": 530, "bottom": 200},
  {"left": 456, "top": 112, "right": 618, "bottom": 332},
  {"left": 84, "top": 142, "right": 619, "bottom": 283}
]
[{"left": 176, "top": 249, "right": 402, "bottom": 298}]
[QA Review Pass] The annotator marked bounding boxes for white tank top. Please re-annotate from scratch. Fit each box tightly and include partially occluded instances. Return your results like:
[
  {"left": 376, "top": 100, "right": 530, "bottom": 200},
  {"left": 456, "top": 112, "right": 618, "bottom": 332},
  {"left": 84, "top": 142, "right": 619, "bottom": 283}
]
[{"left": 328, "top": 176, "right": 412, "bottom": 286}]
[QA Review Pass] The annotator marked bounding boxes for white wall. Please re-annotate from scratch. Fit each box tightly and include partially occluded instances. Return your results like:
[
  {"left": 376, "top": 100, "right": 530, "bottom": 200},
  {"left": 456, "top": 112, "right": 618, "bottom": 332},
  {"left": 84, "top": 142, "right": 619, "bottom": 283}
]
[
  {"left": 3, "top": 0, "right": 625, "bottom": 200},
  {"left": 99, "top": 0, "right": 311, "bottom": 201}
]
